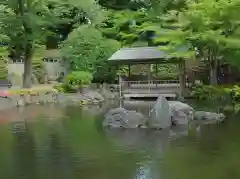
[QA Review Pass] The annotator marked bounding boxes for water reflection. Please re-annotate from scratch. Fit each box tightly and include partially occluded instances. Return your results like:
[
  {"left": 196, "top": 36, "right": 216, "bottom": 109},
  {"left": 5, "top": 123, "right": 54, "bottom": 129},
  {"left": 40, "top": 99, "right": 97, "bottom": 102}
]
[
  {"left": 0, "top": 104, "right": 238, "bottom": 179},
  {"left": 11, "top": 122, "right": 34, "bottom": 179}
]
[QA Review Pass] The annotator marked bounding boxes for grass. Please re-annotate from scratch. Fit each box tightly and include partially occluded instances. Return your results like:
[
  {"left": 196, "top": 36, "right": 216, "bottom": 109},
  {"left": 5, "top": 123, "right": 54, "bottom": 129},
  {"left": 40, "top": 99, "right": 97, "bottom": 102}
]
[{"left": 5, "top": 84, "right": 57, "bottom": 95}]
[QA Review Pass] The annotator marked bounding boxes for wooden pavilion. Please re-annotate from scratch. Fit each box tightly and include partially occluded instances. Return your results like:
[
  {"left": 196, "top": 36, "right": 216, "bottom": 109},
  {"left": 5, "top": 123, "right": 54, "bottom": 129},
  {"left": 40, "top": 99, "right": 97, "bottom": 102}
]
[{"left": 108, "top": 47, "right": 188, "bottom": 99}]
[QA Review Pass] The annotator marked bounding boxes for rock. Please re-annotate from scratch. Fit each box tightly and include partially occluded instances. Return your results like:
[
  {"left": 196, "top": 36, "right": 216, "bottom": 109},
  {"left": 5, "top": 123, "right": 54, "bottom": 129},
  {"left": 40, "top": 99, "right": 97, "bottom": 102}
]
[
  {"left": 100, "top": 88, "right": 116, "bottom": 99},
  {"left": 44, "top": 92, "right": 55, "bottom": 103},
  {"left": 30, "top": 93, "right": 40, "bottom": 104},
  {"left": 149, "top": 96, "right": 171, "bottom": 129},
  {"left": 83, "top": 90, "right": 105, "bottom": 102},
  {"left": 0, "top": 97, "right": 16, "bottom": 109},
  {"left": 17, "top": 98, "right": 25, "bottom": 106},
  {"left": 194, "top": 111, "right": 225, "bottom": 123},
  {"left": 103, "top": 108, "right": 146, "bottom": 128},
  {"left": 24, "top": 94, "right": 31, "bottom": 105},
  {"left": 168, "top": 101, "right": 194, "bottom": 125}
]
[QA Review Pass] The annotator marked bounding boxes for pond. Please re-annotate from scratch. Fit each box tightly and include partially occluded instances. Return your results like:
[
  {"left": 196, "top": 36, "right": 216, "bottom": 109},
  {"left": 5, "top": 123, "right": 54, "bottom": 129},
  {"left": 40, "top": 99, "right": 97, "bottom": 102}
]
[{"left": 0, "top": 101, "right": 239, "bottom": 179}]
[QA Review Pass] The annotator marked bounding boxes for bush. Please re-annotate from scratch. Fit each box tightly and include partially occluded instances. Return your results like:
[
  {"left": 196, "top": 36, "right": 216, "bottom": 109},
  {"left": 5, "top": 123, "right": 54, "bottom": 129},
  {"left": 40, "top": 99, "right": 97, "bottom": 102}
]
[
  {"left": 190, "top": 84, "right": 240, "bottom": 114},
  {"left": 53, "top": 83, "right": 65, "bottom": 92},
  {"left": 53, "top": 83, "right": 77, "bottom": 93},
  {"left": 190, "top": 84, "right": 240, "bottom": 101},
  {"left": 54, "top": 71, "right": 92, "bottom": 93},
  {"left": 0, "top": 57, "right": 7, "bottom": 80}
]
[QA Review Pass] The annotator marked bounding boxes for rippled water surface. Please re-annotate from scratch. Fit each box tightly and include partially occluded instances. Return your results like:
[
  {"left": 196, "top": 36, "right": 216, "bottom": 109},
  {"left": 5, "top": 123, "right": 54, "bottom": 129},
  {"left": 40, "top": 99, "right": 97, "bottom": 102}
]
[{"left": 0, "top": 102, "right": 239, "bottom": 179}]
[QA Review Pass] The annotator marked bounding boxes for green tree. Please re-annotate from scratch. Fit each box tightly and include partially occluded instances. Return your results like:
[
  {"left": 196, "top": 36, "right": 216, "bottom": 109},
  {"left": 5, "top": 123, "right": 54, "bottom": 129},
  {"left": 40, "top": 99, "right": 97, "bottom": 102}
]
[
  {"left": 98, "top": 0, "right": 148, "bottom": 10},
  {"left": 100, "top": 9, "right": 168, "bottom": 47},
  {"left": 172, "top": 0, "right": 240, "bottom": 84},
  {"left": 60, "top": 25, "right": 120, "bottom": 83},
  {"left": 143, "top": 0, "right": 240, "bottom": 84},
  {"left": 0, "top": 0, "right": 103, "bottom": 88}
]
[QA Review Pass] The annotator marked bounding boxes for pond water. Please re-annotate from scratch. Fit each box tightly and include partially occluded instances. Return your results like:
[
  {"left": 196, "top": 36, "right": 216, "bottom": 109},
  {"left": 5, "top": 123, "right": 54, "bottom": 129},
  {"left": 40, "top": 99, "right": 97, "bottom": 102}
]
[{"left": 0, "top": 102, "right": 239, "bottom": 179}]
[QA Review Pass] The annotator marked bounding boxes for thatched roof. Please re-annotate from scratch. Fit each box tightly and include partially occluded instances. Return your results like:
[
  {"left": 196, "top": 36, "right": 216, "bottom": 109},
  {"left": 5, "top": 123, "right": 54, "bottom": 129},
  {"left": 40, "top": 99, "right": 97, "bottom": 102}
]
[{"left": 108, "top": 47, "right": 184, "bottom": 64}]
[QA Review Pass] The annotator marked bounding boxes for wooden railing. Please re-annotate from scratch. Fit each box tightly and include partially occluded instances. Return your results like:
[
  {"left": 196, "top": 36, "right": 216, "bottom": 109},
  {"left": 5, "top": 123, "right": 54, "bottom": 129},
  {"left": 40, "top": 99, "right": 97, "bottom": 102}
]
[
  {"left": 120, "top": 80, "right": 180, "bottom": 85},
  {"left": 118, "top": 80, "right": 183, "bottom": 96}
]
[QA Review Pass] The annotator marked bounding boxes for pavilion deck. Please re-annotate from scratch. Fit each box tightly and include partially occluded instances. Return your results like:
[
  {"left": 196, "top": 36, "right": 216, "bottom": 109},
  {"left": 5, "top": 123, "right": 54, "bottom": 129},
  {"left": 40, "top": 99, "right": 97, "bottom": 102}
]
[
  {"left": 108, "top": 47, "right": 189, "bottom": 99},
  {"left": 119, "top": 80, "right": 182, "bottom": 99}
]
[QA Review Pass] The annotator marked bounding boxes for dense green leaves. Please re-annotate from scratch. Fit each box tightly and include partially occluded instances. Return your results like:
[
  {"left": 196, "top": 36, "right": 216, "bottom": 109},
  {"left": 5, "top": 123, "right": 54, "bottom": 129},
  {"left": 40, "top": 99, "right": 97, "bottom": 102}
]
[
  {"left": 0, "top": 0, "right": 104, "bottom": 87},
  {"left": 2, "top": 0, "right": 240, "bottom": 86},
  {"left": 179, "top": 0, "right": 240, "bottom": 83},
  {"left": 66, "top": 71, "right": 93, "bottom": 90},
  {"left": 60, "top": 25, "right": 120, "bottom": 83}
]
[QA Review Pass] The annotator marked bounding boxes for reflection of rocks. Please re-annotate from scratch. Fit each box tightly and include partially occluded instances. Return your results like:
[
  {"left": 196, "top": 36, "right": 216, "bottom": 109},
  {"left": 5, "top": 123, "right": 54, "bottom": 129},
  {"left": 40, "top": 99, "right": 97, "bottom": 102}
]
[
  {"left": 194, "top": 111, "right": 225, "bottom": 123},
  {"left": 0, "top": 90, "right": 59, "bottom": 110},
  {"left": 104, "top": 128, "right": 170, "bottom": 151},
  {"left": 103, "top": 108, "right": 147, "bottom": 128},
  {"left": 104, "top": 127, "right": 190, "bottom": 151}
]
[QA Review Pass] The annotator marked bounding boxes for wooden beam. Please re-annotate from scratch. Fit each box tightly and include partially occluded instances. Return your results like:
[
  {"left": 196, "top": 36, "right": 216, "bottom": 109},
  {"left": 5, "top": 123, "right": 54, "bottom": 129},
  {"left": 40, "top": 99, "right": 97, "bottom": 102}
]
[
  {"left": 128, "top": 64, "right": 131, "bottom": 77},
  {"left": 179, "top": 60, "right": 186, "bottom": 97}
]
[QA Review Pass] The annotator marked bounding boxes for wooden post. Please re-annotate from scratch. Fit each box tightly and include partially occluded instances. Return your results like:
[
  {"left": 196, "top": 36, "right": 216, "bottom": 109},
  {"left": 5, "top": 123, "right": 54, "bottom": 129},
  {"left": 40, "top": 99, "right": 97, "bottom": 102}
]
[
  {"left": 119, "top": 75, "right": 122, "bottom": 99},
  {"left": 155, "top": 63, "right": 158, "bottom": 88},
  {"left": 116, "top": 64, "right": 122, "bottom": 99},
  {"left": 128, "top": 64, "right": 131, "bottom": 90},
  {"left": 148, "top": 64, "right": 151, "bottom": 91},
  {"left": 128, "top": 64, "right": 131, "bottom": 77},
  {"left": 179, "top": 60, "right": 186, "bottom": 97}
]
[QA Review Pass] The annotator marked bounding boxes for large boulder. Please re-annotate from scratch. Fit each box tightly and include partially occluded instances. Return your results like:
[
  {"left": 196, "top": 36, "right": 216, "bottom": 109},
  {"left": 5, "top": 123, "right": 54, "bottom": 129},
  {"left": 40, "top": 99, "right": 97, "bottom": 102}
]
[
  {"left": 149, "top": 96, "right": 172, "bottom": 129},
  {"left": 194, "top": 111, "right": 225, "bottom": 123},
  {"left": 150, "top": 97, "right": 194, "bottom": 128},
  {"left": 168, "top": 101, "right": 194, "bottom": 125},
  {"left": 103, "top": 108, "right": 147, "bottom": 128}
]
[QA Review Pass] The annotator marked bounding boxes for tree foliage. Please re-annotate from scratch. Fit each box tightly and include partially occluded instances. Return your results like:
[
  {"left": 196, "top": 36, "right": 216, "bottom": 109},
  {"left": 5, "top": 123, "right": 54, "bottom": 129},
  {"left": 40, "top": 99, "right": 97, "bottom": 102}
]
[
  {"left": 139, "top": 0, "right": 240, "bottom": 84},
  {"left": 60, "top": 25, "right": 120, "bottom": 83},
  {"left": 178, "top": 0, "right": 240, "bottom": 84},
  {"left": 99, "top": 0, "right": 148, "bottom": 10},
  {"left": 0, "top": 0, "right": 103, "bottom": 88}
]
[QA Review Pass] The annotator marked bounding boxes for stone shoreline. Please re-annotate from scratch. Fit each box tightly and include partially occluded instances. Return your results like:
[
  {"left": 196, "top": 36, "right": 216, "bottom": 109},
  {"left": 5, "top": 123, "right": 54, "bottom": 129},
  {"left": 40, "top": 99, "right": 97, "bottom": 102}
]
[{"left": 0, "top": 89, "right": 117, "bottom": 111}]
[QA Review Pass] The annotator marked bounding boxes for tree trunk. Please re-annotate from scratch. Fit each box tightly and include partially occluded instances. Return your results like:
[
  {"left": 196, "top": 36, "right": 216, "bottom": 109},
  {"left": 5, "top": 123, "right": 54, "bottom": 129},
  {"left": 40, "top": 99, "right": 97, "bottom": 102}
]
[
  {"left": 210, "top": 56, "right": 218, "bottom": 85},
  {"left": 207, "top": 47, "right": 218, "bottom": 85},
  {"left": 179, "top": 61, "right": 186, "bottom": 97},
  {"left": 22, "top": 44, "right": 34, "bottom": 88},
  {"left": 18, "top": 0, "right": 34, "bottom": 88}
]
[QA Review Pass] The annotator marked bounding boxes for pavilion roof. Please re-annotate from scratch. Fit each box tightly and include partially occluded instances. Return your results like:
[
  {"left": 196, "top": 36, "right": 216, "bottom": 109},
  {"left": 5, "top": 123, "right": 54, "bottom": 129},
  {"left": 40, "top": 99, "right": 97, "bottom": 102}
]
[{"left": 108, "top": 46, "right": 185, "bottom": 64}]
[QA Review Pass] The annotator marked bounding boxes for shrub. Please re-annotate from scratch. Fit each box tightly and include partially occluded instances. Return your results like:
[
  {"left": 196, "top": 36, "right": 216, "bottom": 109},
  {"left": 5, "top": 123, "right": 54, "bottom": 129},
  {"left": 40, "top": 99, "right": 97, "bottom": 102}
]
[
  {"left": 53, "top": 83, "right": 77, "bottom": 93},
  {"left": 64, "top": 71, "right": 93, "bottom": 92},
  {"left": 0, "top": 57, "right": 7, "bottom": 80},
  {"left": 190, "top": 84, "right": 240, "bottom": 101},
  {"left": 53, "top": 83, "right": 65, "bottom": 92},
  {"left": 8, "top": 88, "right": 56, "bottom": 95},
  {"left": 53, "top": 71, "right": 93, "bottom": 93}
]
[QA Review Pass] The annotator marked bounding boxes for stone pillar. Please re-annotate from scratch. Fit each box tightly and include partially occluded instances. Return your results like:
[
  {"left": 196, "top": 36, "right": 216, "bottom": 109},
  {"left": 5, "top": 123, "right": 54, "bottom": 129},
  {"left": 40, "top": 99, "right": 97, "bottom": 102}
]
[{"left": 179, "top": 60, "right": 186, "bottom": 97}]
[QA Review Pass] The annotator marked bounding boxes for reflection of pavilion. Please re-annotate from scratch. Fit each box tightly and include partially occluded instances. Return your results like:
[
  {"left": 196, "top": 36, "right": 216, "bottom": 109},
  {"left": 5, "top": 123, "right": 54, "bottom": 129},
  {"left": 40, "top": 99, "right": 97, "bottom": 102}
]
[{"left": 109, "top": 47, "right": 188, "bottom": 99}]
